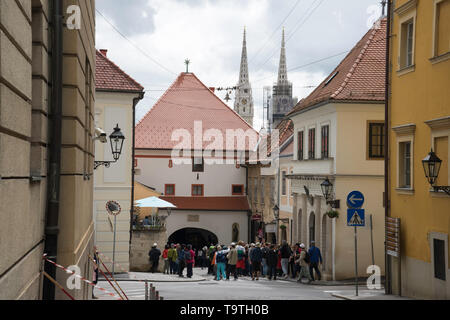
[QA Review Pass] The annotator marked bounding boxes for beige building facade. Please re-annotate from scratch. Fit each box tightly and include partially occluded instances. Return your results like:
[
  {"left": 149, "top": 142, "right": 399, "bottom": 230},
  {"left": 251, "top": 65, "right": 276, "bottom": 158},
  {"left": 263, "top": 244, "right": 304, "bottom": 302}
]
[
  {"left": 0, "top": 0, "right": 96, "bottom": 300},
  {"left": 93, "top": 50, "right": 144, "bottom": 272}
]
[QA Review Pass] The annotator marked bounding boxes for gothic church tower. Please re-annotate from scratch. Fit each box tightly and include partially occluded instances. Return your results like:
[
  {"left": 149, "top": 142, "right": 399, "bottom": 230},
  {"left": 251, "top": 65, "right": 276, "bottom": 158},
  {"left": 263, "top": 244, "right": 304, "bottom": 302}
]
[
  {"left": 271, "top": 29, "right": 296, "bottom": 128},
  {"left": 234, "top": 28, "right": 254, "bottom": 127}
]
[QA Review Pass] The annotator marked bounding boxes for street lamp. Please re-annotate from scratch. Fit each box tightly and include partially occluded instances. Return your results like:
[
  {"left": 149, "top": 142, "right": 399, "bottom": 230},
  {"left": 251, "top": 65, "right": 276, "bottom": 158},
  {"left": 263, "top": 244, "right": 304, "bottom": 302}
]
[
  {"left": 320, "top": 178, "right": 341, "bottom": 209},
  {"left": 94, "top": 124, "right": 125, "bottom": 170},
  {"left": 422, "top": 150, "right": 450, "bottom": 195}
]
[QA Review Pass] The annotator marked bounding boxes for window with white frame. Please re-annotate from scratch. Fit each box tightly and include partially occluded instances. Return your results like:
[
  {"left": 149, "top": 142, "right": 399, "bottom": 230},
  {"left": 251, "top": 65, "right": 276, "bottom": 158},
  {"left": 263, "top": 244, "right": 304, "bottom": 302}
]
[
  {"left": 399, "top": 141, "right": 412, "bottom": 189},
  {"left": 396, "top": 1, "right": 417, "bottom": 70},
  {"left": 433, "top": 0, "right": 450, "bottom": 58}
]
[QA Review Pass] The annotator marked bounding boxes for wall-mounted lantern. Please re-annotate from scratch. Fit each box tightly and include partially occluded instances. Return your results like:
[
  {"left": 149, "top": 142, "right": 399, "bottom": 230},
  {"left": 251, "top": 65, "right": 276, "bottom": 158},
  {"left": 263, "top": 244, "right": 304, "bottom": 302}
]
[
  {"left": 422, "top": 150, "right": 449, "bottom": 195},
  {"left": 320, "top": 178, "right": 341, "bottom": 209},
  {"left": 94, "top": 124, "right": 125, "bottom": 170}
]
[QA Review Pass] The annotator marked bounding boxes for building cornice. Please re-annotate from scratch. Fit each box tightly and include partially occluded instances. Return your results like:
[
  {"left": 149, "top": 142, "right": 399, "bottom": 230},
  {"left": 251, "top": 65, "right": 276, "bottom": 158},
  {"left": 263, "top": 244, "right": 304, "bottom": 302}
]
[
  {"left": 425, "top": 116, "right": 450, "bottom": 130},
  {"left": 392, "top": 123, "right": 416, "bottom": 135},
  {"left": 395, "top": 0, "right": 418, "bottom": 16}
]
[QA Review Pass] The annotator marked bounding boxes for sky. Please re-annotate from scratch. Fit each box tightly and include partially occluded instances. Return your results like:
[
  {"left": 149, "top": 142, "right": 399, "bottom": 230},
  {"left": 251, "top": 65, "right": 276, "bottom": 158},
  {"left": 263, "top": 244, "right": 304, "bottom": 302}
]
[{"left": 96, "top": 0, "right": 383, "bottom": 131}]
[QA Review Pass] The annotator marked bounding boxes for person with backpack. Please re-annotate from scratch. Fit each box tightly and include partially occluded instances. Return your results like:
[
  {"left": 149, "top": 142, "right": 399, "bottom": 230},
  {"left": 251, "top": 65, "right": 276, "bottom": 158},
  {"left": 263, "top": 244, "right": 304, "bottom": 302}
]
[
  {"left": 267, "top": 244, "right": 279, "bottom": 281},
  {"left": 185, "top": 245, "right": 195, "bottom": 278},
  {"left": 177, "top": 244, "right": 186, "bottom": 277},
  {"left": 296, "top": 243, "right": 313, "bottom": 284},
  {"left": 168, "top": 244, "right": 178, "bottom": 275},
  {"left": 250, "top": 243, "right": 263, "bottom": 281},
  {"left": 215, "top": 245, "right": 230, "bottom": 281},
  {"left": 226, "top": 243, "right": 238, "bottom": 281},
  {"left": 261, "top": 243, "right": 269, "bottom": 277},
  {"left": 308, "top": 241, "right": 323, "bottom": 281},
  {"left": 236, "top": 241, "right": 245, "bottom": 277}
]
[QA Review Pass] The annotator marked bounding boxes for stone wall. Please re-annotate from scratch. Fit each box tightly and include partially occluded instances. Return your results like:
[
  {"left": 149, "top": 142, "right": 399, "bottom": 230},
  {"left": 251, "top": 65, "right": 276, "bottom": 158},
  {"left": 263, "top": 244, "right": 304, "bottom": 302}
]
[{"left": 130, "top": 229, "right": 168, "bottom": 273}]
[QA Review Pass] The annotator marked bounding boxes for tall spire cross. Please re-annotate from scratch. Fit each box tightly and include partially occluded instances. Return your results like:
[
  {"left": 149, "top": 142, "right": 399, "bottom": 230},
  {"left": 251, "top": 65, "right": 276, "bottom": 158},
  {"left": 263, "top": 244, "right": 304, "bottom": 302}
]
[
  {"left": 381, "top": 0, "right": 387, "bottom": 16},
  {"left": 185, "top": 59, "right": 191, "bottom": 73}
]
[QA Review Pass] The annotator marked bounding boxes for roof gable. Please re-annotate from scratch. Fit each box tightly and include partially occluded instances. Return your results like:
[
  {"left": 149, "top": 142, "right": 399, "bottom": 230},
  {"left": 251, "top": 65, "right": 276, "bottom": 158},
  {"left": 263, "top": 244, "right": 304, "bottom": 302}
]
[
  {"left": 288, "top": 18, "right": 387, "bottom": 115},
  {"left": 135, "top": 72, "right": 258, "bottom": 151},
  {"left": 95, "top": 50, "right": 144, "bottom": 92}
]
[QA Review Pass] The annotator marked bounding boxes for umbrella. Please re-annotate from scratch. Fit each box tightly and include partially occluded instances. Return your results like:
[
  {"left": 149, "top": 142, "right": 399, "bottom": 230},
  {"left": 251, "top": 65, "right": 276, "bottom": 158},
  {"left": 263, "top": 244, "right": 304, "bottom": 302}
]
[{"left": 135, "top": 196, "right": 177, "bottom": 208}]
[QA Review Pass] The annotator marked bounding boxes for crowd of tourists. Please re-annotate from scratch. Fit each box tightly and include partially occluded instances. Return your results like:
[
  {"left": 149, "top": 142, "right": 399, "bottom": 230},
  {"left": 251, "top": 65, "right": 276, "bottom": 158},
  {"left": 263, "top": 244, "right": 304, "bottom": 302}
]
[{"left": 150, "top": 240, "right": 323, "bottom": 283}]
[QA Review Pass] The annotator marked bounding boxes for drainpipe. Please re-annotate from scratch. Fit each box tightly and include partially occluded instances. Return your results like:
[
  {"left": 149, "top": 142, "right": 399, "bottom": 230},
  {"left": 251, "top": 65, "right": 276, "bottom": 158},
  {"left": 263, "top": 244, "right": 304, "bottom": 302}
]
[
  {"left": 129, "top": 92, "right": 144, "bottom": 252},
  {"left": 43, "top": 0, "right": 63, "bottom": 300},
  {"left": 384, "top": 0, "right": 393, "bottom": 295}
]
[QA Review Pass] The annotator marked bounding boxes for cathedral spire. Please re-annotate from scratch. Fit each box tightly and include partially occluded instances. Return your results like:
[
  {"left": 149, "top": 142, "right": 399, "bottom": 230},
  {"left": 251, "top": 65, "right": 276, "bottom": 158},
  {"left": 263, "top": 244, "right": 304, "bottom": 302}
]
[
  {"left": 234, "top": 27, "right": 254, "bottom": 128},
  {"left": 277, "top": 28, "right": 288, "bottom": 84},
  {"left": 239, "top": 27, "right": 249, "bottom": 85}
]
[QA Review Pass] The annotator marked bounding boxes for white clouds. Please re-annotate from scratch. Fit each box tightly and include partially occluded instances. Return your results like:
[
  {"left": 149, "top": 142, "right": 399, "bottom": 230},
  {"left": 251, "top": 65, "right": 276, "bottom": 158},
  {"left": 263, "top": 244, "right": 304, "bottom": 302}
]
[{"left": 96, "top": 0, "right": 382, "bottom": 131}]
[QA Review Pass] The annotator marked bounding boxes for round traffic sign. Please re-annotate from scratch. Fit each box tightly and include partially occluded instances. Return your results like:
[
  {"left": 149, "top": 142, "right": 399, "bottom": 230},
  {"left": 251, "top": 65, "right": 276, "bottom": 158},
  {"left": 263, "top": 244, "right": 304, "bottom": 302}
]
[{"left": 347, "top": 191, "right": 364, "bottom": 209}]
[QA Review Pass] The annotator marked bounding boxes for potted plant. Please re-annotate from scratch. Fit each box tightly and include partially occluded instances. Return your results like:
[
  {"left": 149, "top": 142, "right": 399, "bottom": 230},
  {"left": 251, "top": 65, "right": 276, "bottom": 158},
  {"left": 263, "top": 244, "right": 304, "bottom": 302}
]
[
  {"left": 326, "top": 210, "right": 339, "bottom": 219},
  {"left": 280, "top": 224, "right": 287, "bottom": 230}
]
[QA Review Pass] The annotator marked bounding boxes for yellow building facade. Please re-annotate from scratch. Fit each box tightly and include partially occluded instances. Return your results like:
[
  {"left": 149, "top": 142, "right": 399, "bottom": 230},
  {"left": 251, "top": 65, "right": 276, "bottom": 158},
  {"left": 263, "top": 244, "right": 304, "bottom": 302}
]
[{"left": 388, "top": 0, "right": 450, "bottom": 299}]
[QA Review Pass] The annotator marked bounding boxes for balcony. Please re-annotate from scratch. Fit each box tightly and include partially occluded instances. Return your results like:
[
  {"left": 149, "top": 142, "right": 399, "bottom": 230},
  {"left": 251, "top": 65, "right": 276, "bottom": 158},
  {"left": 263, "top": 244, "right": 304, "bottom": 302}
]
[{"left": 132, "top": 215, "right": 166, "bottom": 232}]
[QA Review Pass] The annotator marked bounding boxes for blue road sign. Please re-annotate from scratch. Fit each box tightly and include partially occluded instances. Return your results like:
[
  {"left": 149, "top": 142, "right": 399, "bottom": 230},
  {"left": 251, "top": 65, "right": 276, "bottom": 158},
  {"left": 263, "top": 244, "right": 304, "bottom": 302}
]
[
  {"left": 347, "top": 191, "right": 365, "bottom": 209},
  {"left": 347, "top": 209, "right": 365, "bottom": 227}
]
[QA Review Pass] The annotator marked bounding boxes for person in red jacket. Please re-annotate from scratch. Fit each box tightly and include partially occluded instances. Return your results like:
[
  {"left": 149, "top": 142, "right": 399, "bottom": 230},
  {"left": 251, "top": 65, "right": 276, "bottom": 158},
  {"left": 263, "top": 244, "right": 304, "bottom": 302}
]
[
  {"left": 162, "top": 244, "right": 170, "bottom": 274},
  {"left": 186, "top": 245, "right": 196, "bottom": 278}
]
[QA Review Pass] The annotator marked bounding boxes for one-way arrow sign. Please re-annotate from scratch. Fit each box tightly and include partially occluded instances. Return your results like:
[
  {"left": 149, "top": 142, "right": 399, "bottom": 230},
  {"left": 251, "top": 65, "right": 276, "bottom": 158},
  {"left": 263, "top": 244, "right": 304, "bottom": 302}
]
[{"left": 347, "top": 191, "right": 365, "bottom": 208}]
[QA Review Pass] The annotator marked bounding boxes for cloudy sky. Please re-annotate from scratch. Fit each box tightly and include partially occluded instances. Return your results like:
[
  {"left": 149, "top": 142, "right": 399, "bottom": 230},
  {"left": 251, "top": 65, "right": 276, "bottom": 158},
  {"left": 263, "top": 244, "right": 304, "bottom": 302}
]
[{"left": 96, "top": 0, "right": 383, "bottom": 131}]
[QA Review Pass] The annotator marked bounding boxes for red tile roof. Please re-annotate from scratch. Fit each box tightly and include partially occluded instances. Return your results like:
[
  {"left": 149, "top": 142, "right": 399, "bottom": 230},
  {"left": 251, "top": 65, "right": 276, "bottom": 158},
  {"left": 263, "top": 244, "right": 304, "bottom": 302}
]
[
  {"left": 135, "top": 72, "right": 258, "bottom": 151},
  {"left": 160, "top": 196, "right": 250, "bottom": 211},
  {"left": 95, "top": 50, "right": 144, "bottom": 92},
  {"left": 288, "top": 19, "right": 387, "bottom": 116}
]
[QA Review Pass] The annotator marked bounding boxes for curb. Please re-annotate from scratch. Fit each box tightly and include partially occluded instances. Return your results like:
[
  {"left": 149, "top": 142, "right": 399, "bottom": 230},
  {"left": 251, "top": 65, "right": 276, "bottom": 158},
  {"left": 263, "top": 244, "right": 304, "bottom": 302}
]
[
  {"left": 331, "top": 293, "right": 355, "bottom": 300},
  {"left": 99, "top": 278, "right": 207, "bottom": 283}
]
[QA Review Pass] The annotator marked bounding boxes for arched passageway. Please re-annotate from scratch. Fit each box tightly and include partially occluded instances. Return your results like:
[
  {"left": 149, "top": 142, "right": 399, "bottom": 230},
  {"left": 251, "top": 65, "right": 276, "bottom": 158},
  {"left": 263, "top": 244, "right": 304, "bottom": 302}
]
[{"left": 168, "top": 228, "right": 218, "bottom": 250}]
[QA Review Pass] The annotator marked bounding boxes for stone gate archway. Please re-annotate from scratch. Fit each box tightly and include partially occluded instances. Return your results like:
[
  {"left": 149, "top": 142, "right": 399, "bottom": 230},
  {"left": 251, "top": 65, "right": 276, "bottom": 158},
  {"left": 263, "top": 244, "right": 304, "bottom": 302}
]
[{"left": 168, "top": 228, "right": 218, "bottom": 250}]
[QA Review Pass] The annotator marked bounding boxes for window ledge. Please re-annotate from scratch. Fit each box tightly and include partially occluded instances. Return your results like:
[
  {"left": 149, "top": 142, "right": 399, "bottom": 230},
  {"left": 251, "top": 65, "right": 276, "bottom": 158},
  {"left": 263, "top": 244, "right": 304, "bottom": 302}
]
[
  {"left": 298, "top": 158, "right": 335, "bottom": 162},
  {"left": 396, "top": 188, "right": 414, "bottom": 195},
  {"left": 430, "top": 52, "right": 450, "bottom": 65},
  {"left": 397, "top": 65, "right": 415, "bottom": 76}
]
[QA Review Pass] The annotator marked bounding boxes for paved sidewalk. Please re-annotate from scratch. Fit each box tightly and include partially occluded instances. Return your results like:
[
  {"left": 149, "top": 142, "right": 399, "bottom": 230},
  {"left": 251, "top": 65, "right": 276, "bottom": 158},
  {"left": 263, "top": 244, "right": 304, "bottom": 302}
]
[
  {"left": 99, "top": 271, "right": 207, "bottom": 283},
  {"left": 331, "top": 292, "right": 413, "bottom": 300}
]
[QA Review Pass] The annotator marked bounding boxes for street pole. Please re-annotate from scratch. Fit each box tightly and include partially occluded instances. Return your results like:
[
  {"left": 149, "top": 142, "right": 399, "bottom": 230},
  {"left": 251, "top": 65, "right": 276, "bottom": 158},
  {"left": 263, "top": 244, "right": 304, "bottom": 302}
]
[
  {"left": 354, "top": 226, "right": 359, "bottom": 297},
  {"left": 370, "top": 215, "right": 375, "bottom": 266},
  {"left": 112, "top": 214, "right": 117, "bottom": 276}
]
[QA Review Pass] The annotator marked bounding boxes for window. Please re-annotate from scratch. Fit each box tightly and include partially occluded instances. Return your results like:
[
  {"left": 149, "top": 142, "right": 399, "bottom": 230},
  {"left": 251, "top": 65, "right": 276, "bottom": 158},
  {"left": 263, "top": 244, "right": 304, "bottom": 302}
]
[
  {"left": 321, "top": 125, "right": 330, "bottom": 159},
  {"left": 434, "top": 239, "right": 446, "bottom": 281},
  {"left": 308, "top": 128, "right": 316, "bottom": 159},
  {"left": 400, "top": 19, "right": 415, "bottom": 69},
  {"left": 165, "top": 184, "right": 175, "bottom": 196},
  {"left": 297, "top": 131, "right": 304, "bottom": 160},
  {"left": 192, "top": 157, "right": 204, "bottom": 172},
  {"left": 232, "top": 185, "right": 244, "bottom": 195},
  {"left": 282, "top": 171, "right": 287, "bottom": 196},
  {"left": 399, "top": 142, "right": 412, "bottom": 188},
  {"left": 433, "top": 0, "right": 450, "bottom": 57},
  {"left": 368, "top": 122, "right": 385, "bottom": 159},
  {"left": 192, "top": 184, "right": 204, "bottom": 196}
]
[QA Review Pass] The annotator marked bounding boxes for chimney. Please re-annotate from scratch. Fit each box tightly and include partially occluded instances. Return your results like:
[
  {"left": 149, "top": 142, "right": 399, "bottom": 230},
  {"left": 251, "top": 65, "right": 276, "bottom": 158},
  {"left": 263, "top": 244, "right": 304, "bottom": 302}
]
[
  {"left": 209, "top": 87, "right": 215, "bottom": 93},
  {"left": 100, "top": 49, "right": 108, "bottom": 57}
]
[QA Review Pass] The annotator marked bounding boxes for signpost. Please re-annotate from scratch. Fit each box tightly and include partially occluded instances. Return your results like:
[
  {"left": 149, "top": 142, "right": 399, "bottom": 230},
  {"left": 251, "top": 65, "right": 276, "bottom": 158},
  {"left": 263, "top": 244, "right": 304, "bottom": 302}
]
[
  {"left": 106, "top": 200, "right": 121, "bottom": 276},
  {"left": 347, "top": 191, "right": 366, "bottom": 297}
]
